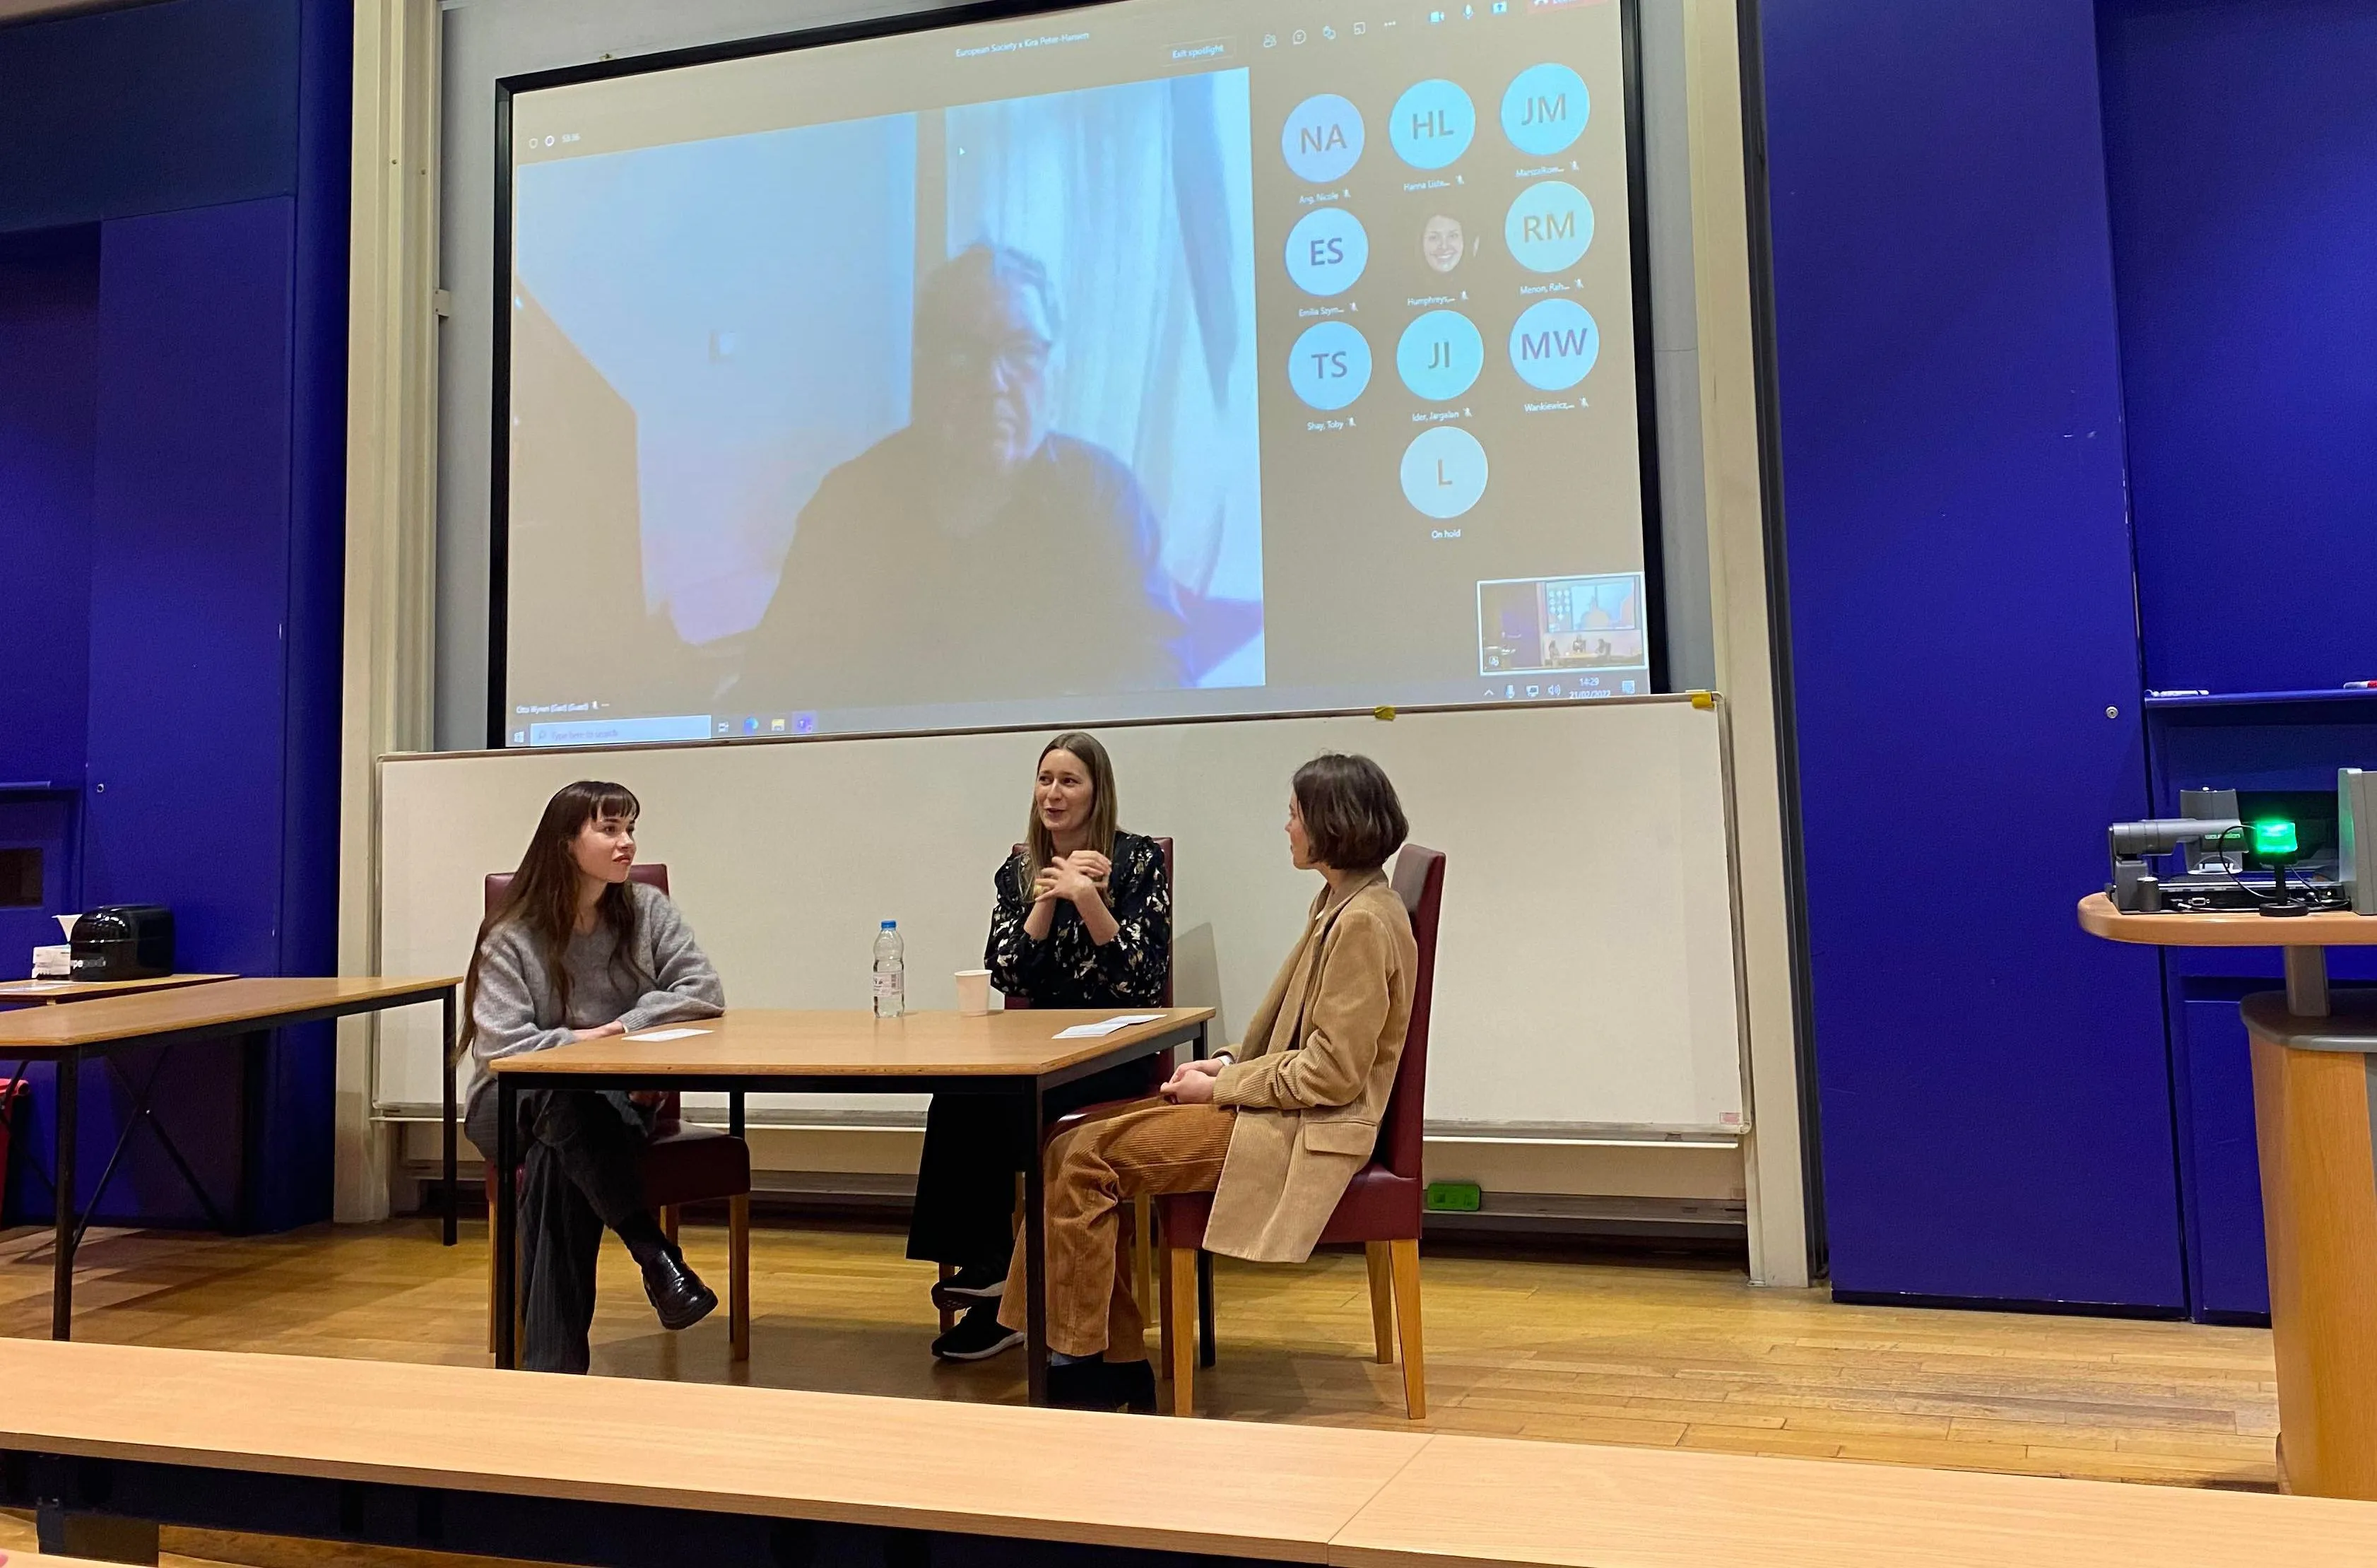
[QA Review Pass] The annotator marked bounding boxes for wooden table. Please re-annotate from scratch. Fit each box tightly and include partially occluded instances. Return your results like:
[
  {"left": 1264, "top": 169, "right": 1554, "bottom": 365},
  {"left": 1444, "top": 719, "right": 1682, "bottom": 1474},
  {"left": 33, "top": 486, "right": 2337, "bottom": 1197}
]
[
  {"left": 486, "top": 1007, "right": 1213, "bottom": 1403},
  {"left": 2078, "top": 892, "right": 2375, "bottom": 1015},
  {"left": 6, "top": 1339, "right": 2377, "bottom": 1568},
  {"left": 0, "top": 974, "right": 235, "bottom": 1010},
  {"left": 0, "top": 976, "right": 460, "bottom": 1341},
  {"left": 2079, "top": 892, "right": 2377, "bottom": 1499}
]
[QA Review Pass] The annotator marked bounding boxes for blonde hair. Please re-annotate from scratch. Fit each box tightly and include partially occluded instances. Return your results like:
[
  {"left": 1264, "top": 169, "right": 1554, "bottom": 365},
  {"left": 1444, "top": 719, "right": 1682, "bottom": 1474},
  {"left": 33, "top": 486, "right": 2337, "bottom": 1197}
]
[{"left": 1020, "top": 732, "right": 1118, "bottom": 895}]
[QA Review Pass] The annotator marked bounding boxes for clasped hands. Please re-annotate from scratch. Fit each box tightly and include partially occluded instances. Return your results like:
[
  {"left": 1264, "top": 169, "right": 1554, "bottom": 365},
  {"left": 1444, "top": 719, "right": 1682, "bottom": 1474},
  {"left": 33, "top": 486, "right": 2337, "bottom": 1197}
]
[
  {"left": 1160, "top": 1056, "right": 1226, "bottom": 1104},
  {"left": 1032, "top": 849, "right": 1112, "bottom": 909}
]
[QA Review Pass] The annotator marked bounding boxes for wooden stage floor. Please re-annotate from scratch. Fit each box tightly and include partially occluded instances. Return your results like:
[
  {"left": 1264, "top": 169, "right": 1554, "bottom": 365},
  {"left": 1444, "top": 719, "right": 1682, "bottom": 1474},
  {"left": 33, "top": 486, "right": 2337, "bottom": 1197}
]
[{"left": 0, "top": 1215, "right": 2279, "bottom": 1509}]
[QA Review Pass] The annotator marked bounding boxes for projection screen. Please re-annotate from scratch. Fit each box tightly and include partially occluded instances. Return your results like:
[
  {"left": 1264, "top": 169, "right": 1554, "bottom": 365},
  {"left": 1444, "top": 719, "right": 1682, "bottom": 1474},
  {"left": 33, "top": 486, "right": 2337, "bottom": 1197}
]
[{"left": 495, "top": 0, "right": 1658, "bottom": 748}]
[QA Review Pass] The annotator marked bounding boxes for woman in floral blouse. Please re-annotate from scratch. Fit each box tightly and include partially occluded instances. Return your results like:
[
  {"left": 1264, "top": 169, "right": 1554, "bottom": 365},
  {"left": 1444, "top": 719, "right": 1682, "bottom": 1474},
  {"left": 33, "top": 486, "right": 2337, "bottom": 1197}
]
[{"left": 907, "top": 731, "right": 1172, "bottom": 1362}]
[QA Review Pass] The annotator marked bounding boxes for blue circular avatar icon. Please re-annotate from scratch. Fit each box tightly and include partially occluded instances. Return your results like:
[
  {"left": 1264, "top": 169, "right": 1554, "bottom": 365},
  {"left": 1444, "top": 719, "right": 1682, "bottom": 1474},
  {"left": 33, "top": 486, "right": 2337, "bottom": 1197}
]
[
  {"left": 1389, "top": 79, "right": 1476, "bottom": 170},
  {"left": 1285, "top": 207, "right": 1369, "bottom": 296},
  {"left": 1502, "top": 63, "right": 1588, "bottom": 156},
  {"left": 1505, "top": 181, "right": 1593, "bottom": 273},
  {"left": 1509, "top": 299, "right": 1600, "bottom": 391},
  {"left": 1290, "top": 321, "right": 1372, "bottom": 411},
  {"left": 1400, "top": 427, "right": 1489, "bottom": 519},
  {"left": 1282, "top": 94, "right": 1364, "bottom": 183},
  {"left": 1396, "top": 310, "right": 1484, "bottom": 401}
]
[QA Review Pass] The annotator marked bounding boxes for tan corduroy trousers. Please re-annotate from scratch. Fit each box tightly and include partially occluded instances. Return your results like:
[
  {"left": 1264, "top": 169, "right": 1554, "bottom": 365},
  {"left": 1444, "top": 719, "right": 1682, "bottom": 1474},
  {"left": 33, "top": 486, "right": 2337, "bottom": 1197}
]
[{"left": 999, "top": 1100, "right": 1233, "bottom": 1360}]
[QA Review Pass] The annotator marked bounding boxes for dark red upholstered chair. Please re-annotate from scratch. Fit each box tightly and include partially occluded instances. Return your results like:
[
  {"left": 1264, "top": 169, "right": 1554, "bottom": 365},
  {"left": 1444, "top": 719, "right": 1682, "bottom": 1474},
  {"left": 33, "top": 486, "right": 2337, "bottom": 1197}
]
[
  {"left": 479, "top": 863, "right": 752, "bottom": 1361},
  {"left": 1155, "top": 843, "right": 1444, "bottom": 1418},
  {"left": 938, "top": 837, "right": 1176, "bottom": 1333}
]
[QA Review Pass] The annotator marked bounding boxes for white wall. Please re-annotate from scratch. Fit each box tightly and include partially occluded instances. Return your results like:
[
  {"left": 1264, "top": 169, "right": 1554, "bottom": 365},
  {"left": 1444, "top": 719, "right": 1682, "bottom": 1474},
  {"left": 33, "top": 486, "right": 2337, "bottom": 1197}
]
[{"left": 377, "top": 698, "right": 1746, "bottom": 1136}]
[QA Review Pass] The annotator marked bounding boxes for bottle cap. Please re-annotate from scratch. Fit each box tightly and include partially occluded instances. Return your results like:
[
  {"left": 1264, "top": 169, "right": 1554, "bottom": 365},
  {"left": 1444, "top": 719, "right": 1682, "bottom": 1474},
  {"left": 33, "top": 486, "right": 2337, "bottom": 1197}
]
[{"left": 881, "top": 919, "right": 896, "bottom": 930}]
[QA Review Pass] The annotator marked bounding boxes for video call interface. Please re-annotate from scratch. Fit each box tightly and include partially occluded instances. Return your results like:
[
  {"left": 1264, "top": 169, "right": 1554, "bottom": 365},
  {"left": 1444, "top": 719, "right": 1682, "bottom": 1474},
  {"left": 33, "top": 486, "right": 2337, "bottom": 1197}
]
[{"left": 502, "top": 0, "right": 1653, "bottom": 748}]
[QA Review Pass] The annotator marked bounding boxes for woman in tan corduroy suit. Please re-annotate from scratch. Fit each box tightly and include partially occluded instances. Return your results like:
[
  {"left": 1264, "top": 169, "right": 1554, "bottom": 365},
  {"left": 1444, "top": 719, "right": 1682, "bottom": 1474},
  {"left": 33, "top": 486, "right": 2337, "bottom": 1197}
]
[{"left": 999, "top": 753, "right": 1417, "bottom": 1411}]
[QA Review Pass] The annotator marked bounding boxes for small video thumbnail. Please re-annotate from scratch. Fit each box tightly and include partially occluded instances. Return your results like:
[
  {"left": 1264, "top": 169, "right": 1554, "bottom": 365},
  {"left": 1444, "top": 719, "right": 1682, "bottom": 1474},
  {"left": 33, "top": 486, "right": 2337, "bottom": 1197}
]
[{"left": 1477, "top": 572, "right": 1646, "bottom": 676}]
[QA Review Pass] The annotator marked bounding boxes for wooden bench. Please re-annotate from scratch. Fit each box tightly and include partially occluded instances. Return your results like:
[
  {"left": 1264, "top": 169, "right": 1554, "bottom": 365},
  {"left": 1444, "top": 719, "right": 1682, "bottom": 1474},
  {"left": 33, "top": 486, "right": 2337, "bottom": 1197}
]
[{"left": 3, "top": 1339, "right": 2374, "bottom": 1567}]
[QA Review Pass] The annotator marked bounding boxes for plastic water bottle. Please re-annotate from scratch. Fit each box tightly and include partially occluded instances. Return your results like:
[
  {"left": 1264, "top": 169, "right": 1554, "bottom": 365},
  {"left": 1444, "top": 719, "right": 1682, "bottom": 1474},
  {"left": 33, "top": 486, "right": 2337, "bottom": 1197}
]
[{"left": 872, "top": 920, "right": 906, "bottom": 1019}]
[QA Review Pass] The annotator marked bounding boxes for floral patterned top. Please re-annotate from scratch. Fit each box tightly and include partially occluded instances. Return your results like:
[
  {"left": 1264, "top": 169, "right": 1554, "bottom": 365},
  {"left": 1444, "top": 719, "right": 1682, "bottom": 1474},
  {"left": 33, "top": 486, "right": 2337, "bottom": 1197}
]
[{"left": 985, "top": 830, "right": 1170, "bottom": 1006}]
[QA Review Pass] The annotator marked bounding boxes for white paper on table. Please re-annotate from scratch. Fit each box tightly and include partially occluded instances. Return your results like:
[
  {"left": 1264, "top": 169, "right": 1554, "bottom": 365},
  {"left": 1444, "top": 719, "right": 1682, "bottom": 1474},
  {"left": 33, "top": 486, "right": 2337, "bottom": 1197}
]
[
  {"left": 1051, "top": 1013, "right": 1164, "bottom": 1039},
  {"left": 623, "top": 1027, "right": 712, "bottom": 1042}
]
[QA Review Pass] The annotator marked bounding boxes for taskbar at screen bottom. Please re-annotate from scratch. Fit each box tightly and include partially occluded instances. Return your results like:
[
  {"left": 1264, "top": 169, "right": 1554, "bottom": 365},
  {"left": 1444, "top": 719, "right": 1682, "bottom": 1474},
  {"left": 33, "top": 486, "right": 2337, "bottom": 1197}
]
[{"left": 509, "top": 671, "right": 1654, "bottom": 749}]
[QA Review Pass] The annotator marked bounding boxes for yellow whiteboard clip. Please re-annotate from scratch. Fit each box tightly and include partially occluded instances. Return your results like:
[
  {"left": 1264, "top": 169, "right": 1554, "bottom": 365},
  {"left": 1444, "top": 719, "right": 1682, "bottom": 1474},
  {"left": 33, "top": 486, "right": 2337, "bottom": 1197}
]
[
  {"left": 1373, "top": 706, "right": 1396, "bottom": 721},
  {"left": 1689, "top": 690, "right": 1716, "bottom": 711}
]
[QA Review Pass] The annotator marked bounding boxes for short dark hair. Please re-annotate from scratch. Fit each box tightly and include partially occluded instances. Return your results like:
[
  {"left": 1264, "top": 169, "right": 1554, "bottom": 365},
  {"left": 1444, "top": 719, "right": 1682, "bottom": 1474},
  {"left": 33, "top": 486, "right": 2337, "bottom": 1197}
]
[{"left": 1292, "top": 753, "right": 1408, "bottom": 873}]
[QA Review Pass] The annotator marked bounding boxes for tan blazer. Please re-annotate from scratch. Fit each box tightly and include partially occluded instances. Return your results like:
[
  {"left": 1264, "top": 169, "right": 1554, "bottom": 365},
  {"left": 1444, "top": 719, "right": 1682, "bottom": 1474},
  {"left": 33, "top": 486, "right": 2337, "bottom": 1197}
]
[{"left": 1206, "top": 871, "right": 1417, "bottom": 1263}]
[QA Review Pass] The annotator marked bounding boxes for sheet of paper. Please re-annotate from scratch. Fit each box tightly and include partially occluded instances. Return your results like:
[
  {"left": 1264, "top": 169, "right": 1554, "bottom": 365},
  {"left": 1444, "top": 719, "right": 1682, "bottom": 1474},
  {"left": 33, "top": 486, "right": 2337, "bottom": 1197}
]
[
  {"left": 623, "top": 1027, "right": 712, "bottom": 1042},
  {"left": 1052, "top": 1013, "right": 1164, "bottom": 1039}
]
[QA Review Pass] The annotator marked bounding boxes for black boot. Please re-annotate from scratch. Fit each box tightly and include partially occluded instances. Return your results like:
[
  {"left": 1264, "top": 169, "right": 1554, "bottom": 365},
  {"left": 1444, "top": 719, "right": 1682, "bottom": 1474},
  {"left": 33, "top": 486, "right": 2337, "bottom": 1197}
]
[{"left": 1046, "top": 1357, "right": 1159, "bottom": 1413}]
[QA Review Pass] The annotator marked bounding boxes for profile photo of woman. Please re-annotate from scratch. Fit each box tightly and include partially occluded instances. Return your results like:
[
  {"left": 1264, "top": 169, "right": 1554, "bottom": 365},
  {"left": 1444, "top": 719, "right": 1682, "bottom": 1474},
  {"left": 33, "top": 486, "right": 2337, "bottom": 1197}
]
[
  {"left": 1422, "top": 213, "right": 1466, "bottom": 275},
  {"left": 459, "top": 780, "right": 726, "bottom": 1375},
  {"left": 906, "top": 731, "right": 1173, "bottom": 1362}
]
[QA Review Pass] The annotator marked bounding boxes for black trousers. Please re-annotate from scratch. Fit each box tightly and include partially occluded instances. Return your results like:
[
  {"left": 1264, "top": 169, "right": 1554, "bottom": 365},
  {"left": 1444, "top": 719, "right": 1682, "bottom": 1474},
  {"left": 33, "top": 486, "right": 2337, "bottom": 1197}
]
[
  {"left": 468, "top": 1087, "right": 657, "bottom": 1374},
  {"left": 905, "top": 1060, "right": 1156, "bottom": 1273}
]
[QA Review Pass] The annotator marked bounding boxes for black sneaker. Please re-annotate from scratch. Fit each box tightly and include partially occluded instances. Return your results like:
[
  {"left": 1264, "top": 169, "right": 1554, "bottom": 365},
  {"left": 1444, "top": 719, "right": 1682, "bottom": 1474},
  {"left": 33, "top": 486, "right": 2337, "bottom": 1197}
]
[
  {"left": 931, "top": 1264, "right": 1008, "bottom": 1311},
  {"left": 931, "top": 1303, "right": 1024, "bottom": 1362}
]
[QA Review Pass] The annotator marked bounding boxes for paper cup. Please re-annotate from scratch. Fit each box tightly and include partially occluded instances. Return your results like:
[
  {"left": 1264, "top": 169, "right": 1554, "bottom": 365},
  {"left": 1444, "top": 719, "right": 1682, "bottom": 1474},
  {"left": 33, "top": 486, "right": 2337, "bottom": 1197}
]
[{"left": 955, "top": 969, "right": 993, "bottom": 1016}]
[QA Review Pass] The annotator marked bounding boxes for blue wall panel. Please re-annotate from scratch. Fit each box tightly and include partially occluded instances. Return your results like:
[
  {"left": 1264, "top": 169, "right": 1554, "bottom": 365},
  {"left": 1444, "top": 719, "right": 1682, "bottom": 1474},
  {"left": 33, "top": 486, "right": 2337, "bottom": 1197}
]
[
  {"left": 262, "top": 0, "right": 355, "bottom": 1232},
  {"left": 85, "top": 198, "right": 297, "bottom": 964},
  {"left": 0, "top": 0, "right": 348, "bottom": 1232},
  {"left": 2100, "top": 0, "right": 2377, "bottom": 698},
  {"left": 0, "top": 228, "right": 100, "bottom": 789},
  {"left": 2174, "top": 995, "right": 2269, "bottom": 1319},
  {"left": 0, "top": 0, "right": 299, "bottom": 236},
  {"left": 74, "top": 199, "right": 297, "bottom": 1225},
  {"left": 1761, "top": 0, "right": 2183, "bottom": 1306}
]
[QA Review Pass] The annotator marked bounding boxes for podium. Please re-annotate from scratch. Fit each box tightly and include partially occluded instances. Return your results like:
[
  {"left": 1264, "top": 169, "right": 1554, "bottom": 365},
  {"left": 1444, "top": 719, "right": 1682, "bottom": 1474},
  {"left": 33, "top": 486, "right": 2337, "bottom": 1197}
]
[{"left": 2079, "top": 895, "right": 2377, "bottom": 1498}]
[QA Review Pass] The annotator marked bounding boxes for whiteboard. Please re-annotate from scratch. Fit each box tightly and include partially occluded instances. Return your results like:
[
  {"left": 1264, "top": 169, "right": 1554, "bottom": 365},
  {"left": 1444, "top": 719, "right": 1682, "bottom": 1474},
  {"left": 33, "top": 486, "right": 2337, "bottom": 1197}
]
[{"left": 375, "top": 698, "right": 1745, "bottom": 1133}]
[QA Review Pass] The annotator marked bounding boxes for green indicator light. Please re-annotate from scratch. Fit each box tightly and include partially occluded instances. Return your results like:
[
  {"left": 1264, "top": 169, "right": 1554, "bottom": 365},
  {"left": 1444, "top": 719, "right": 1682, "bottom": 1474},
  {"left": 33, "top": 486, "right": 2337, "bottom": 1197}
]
[{"left": 2252, "top": 818, "right": 2299, "bottom": 858}]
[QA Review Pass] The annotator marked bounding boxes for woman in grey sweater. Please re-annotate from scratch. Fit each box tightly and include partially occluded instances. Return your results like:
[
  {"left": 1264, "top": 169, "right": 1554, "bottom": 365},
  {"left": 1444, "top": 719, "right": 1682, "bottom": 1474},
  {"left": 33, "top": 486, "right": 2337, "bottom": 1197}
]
[{"left": 460, "top": 779, "right": 724, "bottom": 1374}]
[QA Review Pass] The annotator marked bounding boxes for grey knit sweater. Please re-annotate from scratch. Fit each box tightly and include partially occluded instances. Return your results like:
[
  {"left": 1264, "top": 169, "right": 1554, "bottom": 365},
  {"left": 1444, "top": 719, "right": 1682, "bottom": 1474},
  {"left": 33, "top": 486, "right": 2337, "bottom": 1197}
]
[{"left": 464, "top": 880, "right": 724, "bottom": 1116}]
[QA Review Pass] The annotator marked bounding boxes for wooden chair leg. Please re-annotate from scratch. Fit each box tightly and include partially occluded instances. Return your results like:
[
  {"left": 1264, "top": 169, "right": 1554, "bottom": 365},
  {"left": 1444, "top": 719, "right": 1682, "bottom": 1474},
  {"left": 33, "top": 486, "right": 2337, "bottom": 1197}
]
[
  {"left": 1156, "top": 1236, "right": 1174, "bottom": 1380},
  {"left": 487, "top": 1227, "right": 499, "bottom": 1357},
  {"left": 1167, "top": 1245, "right": 1199, "bottom": 1416},
  {"left": 659, "top": 1205, "right": 680, "bottom": 1247},
  {"left": 1132, "top": 1196, "right": 1155, "bottom": 1319},
  {"left": 1389, "top": 1237, "right": 1425, "bottom": 1420},
  {"left": 936, "top": 1262, "right": 958, "bottom": 1336},
  {"left": 728, "top": 1193, "right": 752, "bottom": 1363},
  {"left": 1364, "top": 1241, "right": 1397, "bottom": 1364}
]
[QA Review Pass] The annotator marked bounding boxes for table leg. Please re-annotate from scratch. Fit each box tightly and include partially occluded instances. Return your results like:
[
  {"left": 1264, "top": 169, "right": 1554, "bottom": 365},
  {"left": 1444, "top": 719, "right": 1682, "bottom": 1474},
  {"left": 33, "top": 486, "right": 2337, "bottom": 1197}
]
[
  {"left": 235, "top": 1030, "right": 266, "bottom": 1234},
  {"left": 1023, "top": 1078, "right": 1049, "bottom": 1406},
  {"left": 52, "top": 1051, "right": 78, "bottom": 1341},
  {"left": 493, "top": 1075, "right": 519, "bottom": 1369},
  {"left": 2286, "top": 947, "right": 2331, "bottom": 1018},
  {"left": 442, "top": 989, "right": 459, "bottom": 1246},
  {"left": 730, "top": 1090, "right": 745, "bottom": 1141}
]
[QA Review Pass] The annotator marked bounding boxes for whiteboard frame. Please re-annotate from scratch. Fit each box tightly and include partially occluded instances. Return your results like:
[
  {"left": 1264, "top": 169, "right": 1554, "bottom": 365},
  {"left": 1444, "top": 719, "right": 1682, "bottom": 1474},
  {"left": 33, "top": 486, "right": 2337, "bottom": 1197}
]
[{"left": 372, "top": 692, "right": 1751, "bottom": 1138}]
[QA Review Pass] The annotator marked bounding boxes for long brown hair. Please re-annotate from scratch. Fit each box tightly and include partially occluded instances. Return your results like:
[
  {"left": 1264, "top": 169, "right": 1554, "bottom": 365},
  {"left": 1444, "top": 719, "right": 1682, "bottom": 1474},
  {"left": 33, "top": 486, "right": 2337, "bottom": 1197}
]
[
  {"left": 457, "top": 780, "right": 647, "bottom": 1058},
  {"left": 1020, "top": 732, "right": 1119, "bottom": 896}
]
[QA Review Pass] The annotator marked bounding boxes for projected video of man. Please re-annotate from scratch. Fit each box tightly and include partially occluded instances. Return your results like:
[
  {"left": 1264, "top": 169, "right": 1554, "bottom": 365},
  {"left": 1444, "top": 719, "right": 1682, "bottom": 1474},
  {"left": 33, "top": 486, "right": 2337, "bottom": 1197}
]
[
  {"left": 504, "top": 67, "right": 1266, "bottom": 734},
  {"left": 739, "top": 246, "right": 1185, "bottom": 709}
]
